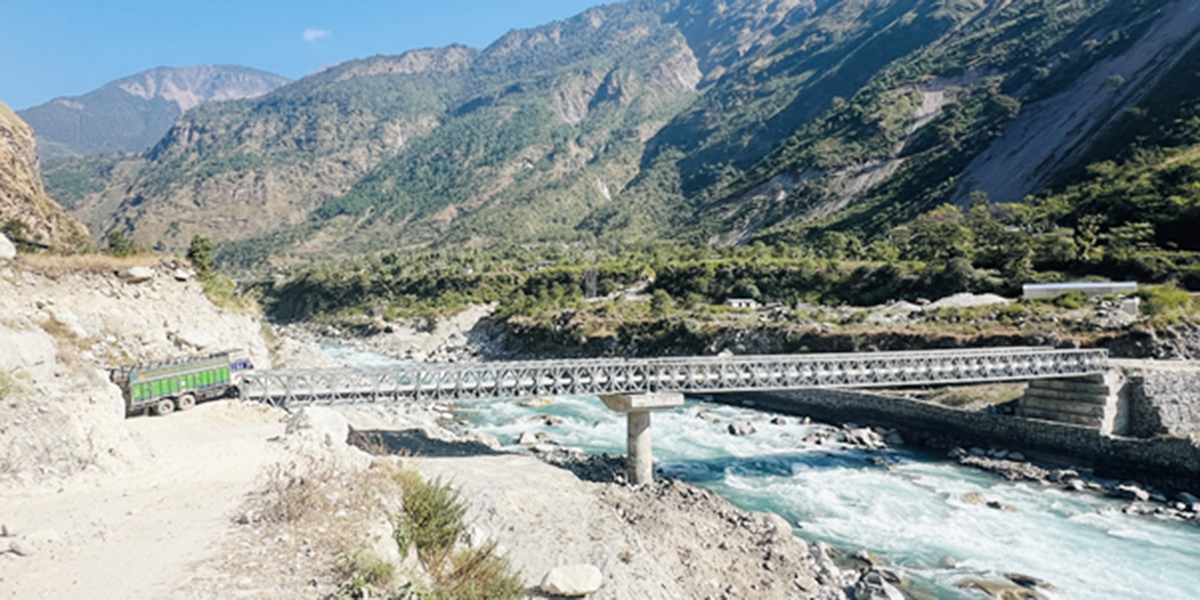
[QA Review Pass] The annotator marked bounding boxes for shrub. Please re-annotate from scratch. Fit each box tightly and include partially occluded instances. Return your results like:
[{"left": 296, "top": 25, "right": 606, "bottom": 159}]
[
  {"left": 187, "top": 235, "right": 216, "bottom": 277},
  {"left": 393, "top": 472, "right": 467, "bottom": 568},
  {"left": 390, "top": 469, "right": 524, "bottom": 600},
  {"left": 1139, "top": 283, "right": 1196, "bottom": 318},
  {"left": 333, "top": 549, "right": 396, "bottom": 600},
  {"left": 1052, "top": 291, "right": 1088, "bottom": 309},
  {"left": 436, "top": 541, "right": 525, "bottom": 600},
  {"left": 106, "top": 230, "right": 137, "bottom": 257}
]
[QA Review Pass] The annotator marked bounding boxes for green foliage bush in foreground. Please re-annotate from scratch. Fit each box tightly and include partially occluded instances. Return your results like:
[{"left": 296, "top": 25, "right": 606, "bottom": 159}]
[{"left": 387, "top": 470, "right": 524, "bottom": 600}]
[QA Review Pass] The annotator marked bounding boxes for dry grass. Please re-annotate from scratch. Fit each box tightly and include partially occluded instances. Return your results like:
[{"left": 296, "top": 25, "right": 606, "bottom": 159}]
[
  {"left": 903, "top": 382, "right": 1027, "bottom": 409},
  {"left": 181, "top": 453, "right": 406, "bottom": 598},
  {"left": 19, "top": 252, "right": 163, "bottom": 274},
  {"left": 186, "top": 447, "right": 523, "bottom": 599}
]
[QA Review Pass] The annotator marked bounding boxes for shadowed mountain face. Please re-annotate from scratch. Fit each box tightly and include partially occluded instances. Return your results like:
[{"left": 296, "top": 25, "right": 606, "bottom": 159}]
[
  {"left": 42, "top": 0, "right": 1200, "bottom": 265},
  {"left": 18, "top": 65, "right": 290, "bottom": 160}
]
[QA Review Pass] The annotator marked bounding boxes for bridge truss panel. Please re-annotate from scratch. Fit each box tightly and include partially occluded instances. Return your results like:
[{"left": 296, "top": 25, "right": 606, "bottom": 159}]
[{"left": 243, "top": 347, "right": 1109, "bottom": 409}]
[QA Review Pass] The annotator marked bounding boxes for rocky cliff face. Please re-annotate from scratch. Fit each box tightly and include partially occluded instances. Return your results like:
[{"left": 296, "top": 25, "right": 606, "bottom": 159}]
[{"left": 0, "top": 102, "right": 89, "bottom": 250}]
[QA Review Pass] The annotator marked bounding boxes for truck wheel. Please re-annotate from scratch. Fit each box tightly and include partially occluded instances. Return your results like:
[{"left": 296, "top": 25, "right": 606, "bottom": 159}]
[
  {"left": 176, "top": 394, "right": 196, "bottom": 411},
  {"left": 154, "top": 399, "right": 176, "bottom": 416}
]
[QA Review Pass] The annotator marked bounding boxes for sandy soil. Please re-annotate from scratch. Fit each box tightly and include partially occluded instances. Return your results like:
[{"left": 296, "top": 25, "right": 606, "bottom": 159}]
[{"left": 0, "top": 401, "right": 286, "bottom": 599}]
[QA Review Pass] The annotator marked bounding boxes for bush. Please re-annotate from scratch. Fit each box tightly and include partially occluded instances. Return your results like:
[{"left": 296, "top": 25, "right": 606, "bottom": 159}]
[
  {"left": 393, "top": 472, "right": 467, "bottom": 567},
  {"left": 187, "top": 235, "right": 216, "bottom": 277},
  {"left": 106, "top": 230, "right": 137, "bottom": 257},
  {"left": 390, "top": 469, "right": 524, "bottom": 600},
  {"left": 1052, "top": 291, "right": 1088, "bottom": 309},
  {"left": 1139, "top": 283, "right": 1196, "bottom": 318}
]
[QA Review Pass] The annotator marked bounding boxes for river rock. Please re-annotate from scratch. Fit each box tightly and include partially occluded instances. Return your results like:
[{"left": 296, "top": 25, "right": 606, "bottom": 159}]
[
  {"left": 855, "top": 569, "right": 905, "bottom": 600},
  {"left": 117, "top": 266, "right": 156, "bottom": 283},
  {"left": 285, "top": 407, "right": 349, "bottom": 446},
  {"left": 852, "top": 549, "right": 887, "bottom": 567},
  {"left": 542, "top": 564, "right": 603, "bottom": 597},
  {"left": 846, "top": 428, "right": 885, "bottom": 449},
  {"left": 959, "top": 579, "right": 1047, "bottom": 599},
  {"left": 728, "top": 421, "right": 757, "bottom": 436},
  {"left": 520, "top": 397, "right": 553, "bottom": 408},
  {"left": 0, "top": 234, "right": 15, "bottom": 261},
  {"left": 1113, "top": 484, "right": 1150, "bottom": 502},
  {"left": 517, "top": 431, "right": 538, "bottom": 446},
  {"left": 962, "top": 492, "right": 989, "bottom": 505},
  {"left": 1003, "top": 572, "right": 1056, "bottom": 591},
  {"left": 1048, "top": 469, "right": 1078, "bottom": 483}
]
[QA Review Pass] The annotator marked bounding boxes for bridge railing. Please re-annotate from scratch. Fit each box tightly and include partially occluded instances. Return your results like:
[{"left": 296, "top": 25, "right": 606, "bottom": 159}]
[{"left": 241, "top": 347, "right": 1109, "bottom": 409}]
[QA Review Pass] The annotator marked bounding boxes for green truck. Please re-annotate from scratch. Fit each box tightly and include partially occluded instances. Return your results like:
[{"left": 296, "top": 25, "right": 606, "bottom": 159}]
[{"left": 112, "top": 350, "right": 254, "bottom": 416}]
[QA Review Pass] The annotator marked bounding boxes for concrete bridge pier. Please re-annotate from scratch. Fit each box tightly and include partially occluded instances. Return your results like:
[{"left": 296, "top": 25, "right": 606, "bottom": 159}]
[{"left": 600, "top": 392, "right": 685, "bottom": 485}]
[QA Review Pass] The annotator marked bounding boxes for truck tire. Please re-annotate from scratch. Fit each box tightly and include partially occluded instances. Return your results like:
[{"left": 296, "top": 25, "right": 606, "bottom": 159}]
[
  {"left": 176, "top": 394, "right": 196, "bottom": 411},
  {"left": 154, "top": 399, "right": 176, "bottom": 416}
]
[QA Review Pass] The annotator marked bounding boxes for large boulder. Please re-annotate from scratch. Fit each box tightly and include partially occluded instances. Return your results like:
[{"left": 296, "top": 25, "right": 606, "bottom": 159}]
[
  {"left": 285, "top": 407, "right": 350, "bottom": 446},
  {"left": 855, "top": 569, "right": 905, "bottom": 600},
  {"left": 117, "top": 266, "right": 156, "bottom": 283},
  {"left": 542, "top": 564, "right": 603, "bottom": 597}
]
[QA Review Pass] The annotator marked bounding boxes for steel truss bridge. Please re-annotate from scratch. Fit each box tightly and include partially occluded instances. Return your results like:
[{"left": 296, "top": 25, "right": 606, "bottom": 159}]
[{"left": 242, "top": 347, "right": 1109, "bottom": 409}]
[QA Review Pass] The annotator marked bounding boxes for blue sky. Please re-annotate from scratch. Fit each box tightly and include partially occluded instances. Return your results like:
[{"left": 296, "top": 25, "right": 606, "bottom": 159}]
[{"left": 0, "top": 0, "right": 611, "bottom": 110}]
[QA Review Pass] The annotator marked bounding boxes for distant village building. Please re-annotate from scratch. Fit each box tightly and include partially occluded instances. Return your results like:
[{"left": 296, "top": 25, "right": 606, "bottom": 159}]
[
  {"left": 1023, "top": 281, "right": 1141, "bottom": 315},
  {"left": 1022, "top": 282, "right": 1138, "bottom": 299},
  {"left": 725, "top": 298, "right": 761, "bottom": 310}
]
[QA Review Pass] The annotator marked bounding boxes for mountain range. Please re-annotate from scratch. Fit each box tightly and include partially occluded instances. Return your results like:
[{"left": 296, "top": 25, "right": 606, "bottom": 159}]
[
  {"left": 18, "top": 65, "right": 290, "bottom": 160},
  {"left": 38, "top": 0, "right": 1200, "bottom": 267}
]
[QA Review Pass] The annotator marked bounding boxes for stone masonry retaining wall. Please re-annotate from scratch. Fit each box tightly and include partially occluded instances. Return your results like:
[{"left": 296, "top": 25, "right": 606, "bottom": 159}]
[
  {"left": 1120, "top": 362, "right": 1200, "bottom": 438},
  {"left": 731, "top": 388, "right": 1200, "bottom": 493}
]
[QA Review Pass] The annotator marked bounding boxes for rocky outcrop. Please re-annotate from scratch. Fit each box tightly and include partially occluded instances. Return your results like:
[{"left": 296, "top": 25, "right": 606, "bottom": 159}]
[
  {"left": 0, "top": 102, "right": 89, "bottom": 250},
  {"left": 333, "top": 46, "right": 478, "bottom": 81}
]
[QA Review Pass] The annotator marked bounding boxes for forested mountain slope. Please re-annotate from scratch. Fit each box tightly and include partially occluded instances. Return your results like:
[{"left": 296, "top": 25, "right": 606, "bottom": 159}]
[{"left": 44, "top": 0, "right": 1200, "bottom": 267}]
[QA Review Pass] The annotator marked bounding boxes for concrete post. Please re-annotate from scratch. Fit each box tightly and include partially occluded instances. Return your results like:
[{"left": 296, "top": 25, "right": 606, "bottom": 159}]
[
  {"left": 627, "top": 410, "right": 653, "bottom": 485},
  {"left": 600, "top": 392, "right": 685, "bottom": 485}
]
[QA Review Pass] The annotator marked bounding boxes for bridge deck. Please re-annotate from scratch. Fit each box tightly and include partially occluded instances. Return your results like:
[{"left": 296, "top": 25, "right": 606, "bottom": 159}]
[{"left": 242, "top": 347, "right": 1109, "bottom": 409}]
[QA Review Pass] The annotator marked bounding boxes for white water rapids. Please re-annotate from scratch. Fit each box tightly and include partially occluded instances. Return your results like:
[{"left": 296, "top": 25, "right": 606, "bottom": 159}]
[{"left": 323, "top": 346, "right": 1200, "bottom": 599}]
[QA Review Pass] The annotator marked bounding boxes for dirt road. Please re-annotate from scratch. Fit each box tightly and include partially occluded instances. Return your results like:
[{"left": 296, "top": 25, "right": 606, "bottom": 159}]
[{"left": 0, "top": 401, "right": 284, "bottom": 599}]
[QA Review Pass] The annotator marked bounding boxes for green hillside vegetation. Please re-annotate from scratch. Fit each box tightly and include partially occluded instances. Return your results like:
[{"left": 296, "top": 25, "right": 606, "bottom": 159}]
[
  {"left": 42, "top": 0, "right": 1200, "bottom": 292},
  {"left": 696, "top": 0, "right": 1175, "bottom": 243},
  {"left": 264, "top": 187, "right": 1200, "bottom": 334}
]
